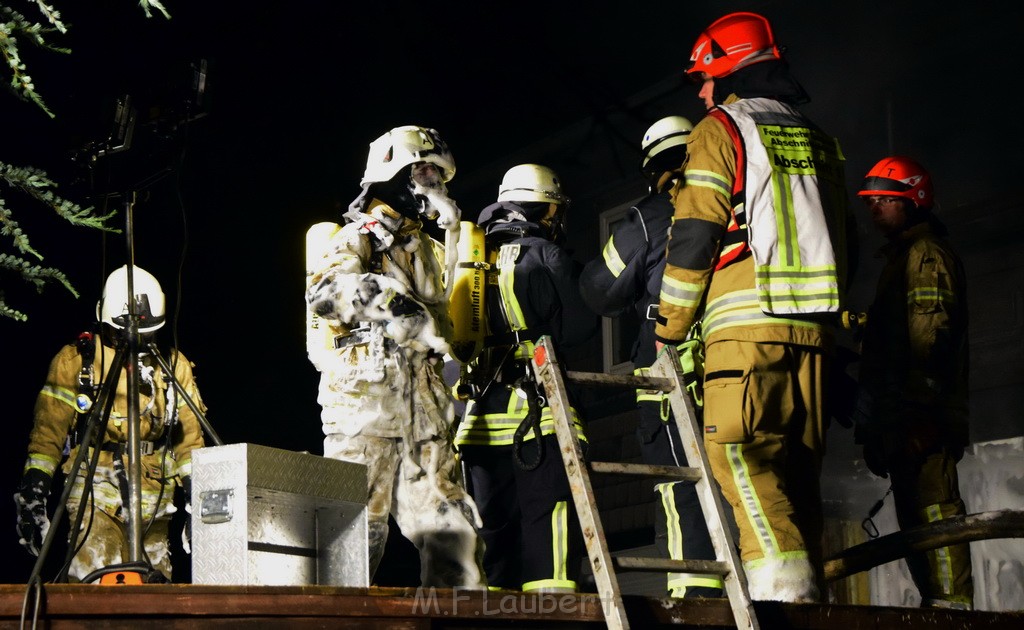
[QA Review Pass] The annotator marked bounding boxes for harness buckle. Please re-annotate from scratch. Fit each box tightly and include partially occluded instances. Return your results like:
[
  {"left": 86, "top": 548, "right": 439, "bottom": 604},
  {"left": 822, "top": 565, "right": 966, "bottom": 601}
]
[{"left": 334, "top": 326, "right": 371, "bottom": 349}]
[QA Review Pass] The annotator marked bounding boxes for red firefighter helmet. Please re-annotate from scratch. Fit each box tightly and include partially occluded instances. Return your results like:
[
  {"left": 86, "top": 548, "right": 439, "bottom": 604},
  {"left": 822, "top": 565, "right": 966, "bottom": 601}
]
[
  {"left": 857, "top": 156, "right": 934, "bottom": 209},
  {"left": 686, "top": 12, "right": 781, "bottom": 79}
]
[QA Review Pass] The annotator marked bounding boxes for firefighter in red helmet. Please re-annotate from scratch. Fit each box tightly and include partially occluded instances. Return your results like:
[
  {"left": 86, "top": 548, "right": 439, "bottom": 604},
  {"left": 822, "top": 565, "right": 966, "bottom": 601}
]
[
  {"left": 854, "top": 156, "right": 973, "bottom": 610},
  {"left": 653, "top": 11, "right": 850, "bottom": 603}
]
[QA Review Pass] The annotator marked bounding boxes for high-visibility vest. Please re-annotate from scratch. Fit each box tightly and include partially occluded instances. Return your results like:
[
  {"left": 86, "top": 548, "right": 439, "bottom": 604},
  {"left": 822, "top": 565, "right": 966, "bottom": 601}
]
[{"left": 714, "top": 97, "right": 846, "bottom": 315}]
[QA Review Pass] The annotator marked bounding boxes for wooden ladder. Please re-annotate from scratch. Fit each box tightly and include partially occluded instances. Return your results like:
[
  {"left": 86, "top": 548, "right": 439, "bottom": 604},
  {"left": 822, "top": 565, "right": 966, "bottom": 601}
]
[{"left": 528, "top": 335, "right": 759, "bottom": 630}]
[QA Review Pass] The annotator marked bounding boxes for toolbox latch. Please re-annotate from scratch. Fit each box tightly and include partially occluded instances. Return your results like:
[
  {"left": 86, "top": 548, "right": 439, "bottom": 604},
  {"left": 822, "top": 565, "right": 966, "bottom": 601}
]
[{"left": 200, "top": 489, "right": 234, "bottom": 524}]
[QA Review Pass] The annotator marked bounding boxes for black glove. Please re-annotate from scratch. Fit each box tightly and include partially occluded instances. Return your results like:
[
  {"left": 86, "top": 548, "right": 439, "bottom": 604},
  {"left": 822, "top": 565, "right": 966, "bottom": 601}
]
[
  {"left": 826, "top": 346, "right": 860, "bottom": 429},
  {"left": 388, "top": 293, "right": 424, "bottom": 317},
  {"left": 14, "top": 468, "right": 53, "bottom": 556},
  {"left": 862, "top": 439, "right": 888, "bottom": 479}
]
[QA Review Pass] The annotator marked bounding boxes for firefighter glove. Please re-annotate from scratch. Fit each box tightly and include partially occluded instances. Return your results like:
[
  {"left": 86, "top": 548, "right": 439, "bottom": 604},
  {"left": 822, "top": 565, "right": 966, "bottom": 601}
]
[
  {"left": 14, "top": 468, "right": 53, "bottom": 556},
  {"left": 861, "top": 439, "right": 888, "bottom": 479},
  {"left": 827, "top": 347, "right": 861, "bottom": 429},
  {"left": 851, "top": 388, "right": 875, "bottom": 443},
  {"left": 388, "top": 293, "right": 424, "bottom": 318}
]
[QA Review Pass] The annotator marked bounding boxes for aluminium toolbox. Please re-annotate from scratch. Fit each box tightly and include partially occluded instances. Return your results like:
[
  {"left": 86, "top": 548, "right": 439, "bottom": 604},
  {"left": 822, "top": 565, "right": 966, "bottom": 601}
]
[{"left": 190, "top": 442, "right": 368, "bottom": 586}]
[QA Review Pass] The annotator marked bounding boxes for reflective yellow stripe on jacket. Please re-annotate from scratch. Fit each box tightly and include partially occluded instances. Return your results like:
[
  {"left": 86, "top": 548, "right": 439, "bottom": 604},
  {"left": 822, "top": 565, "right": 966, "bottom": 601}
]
[
  {"left": 703, "top": 289, "right": 824, "bottom": 338},
  {"left": 497, "top": 243, "right": 528, "bottom": 331},
  {"left": 455, "top": 394, "right": 586, "bottom": 446},
  {"left": 40, "top": 383, "right": 78, "bottom": 409},
  {"left": 601, "top": 234, "right": 627, "bottom": 278}
]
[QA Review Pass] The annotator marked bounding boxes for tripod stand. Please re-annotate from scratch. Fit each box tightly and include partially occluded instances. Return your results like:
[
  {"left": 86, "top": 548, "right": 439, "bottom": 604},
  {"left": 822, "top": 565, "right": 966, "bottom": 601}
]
[{"left": 23, "top": 67, "right": 214, "bottom": 592}]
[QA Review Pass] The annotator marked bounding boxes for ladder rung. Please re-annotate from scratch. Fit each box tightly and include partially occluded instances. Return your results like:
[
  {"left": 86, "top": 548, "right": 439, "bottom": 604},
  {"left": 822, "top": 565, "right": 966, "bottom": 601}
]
[
  {"left": 565, "top": 370, "right": 674, "bottom": 392},
  {"left": 613, "top": 556, "right": 732, "bottom": 576},
  {"left": 589, "top": 461, "right": 703, "bottom": 482}
]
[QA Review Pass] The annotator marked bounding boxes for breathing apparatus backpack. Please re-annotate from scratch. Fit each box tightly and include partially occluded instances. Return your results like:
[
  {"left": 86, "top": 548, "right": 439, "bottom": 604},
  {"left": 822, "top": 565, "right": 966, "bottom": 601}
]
[
  {"left": 448, "top": 223, "right": 548, "bottom": 470},
  {"left": 448, "top": 220, "right": 534, "bottom": 397},
  {"left": 305, "top": 221, "right": 347, "bottom": 365},
  {"left": 449, "top": 220, "right": 488, "bottom": 365}
]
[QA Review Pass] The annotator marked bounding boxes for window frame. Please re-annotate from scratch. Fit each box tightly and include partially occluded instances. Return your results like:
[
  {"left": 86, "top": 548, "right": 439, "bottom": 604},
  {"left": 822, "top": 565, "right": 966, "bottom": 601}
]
[{"left": 598, "top": 197, "right": 645, "bottom": 375}]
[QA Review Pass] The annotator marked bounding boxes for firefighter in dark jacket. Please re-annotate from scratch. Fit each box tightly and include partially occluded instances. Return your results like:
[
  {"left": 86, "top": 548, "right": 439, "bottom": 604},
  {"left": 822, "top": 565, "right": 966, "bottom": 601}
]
[
  {"left": 454, "top": 164, "right": 598, "bottom": 593},
  {"left": 14, "top": 265, "right": 206, "bottom": 582},
  {"left": 579, "top": 115, "right": 724, "bottom": 598},
  {"left": 854, "top": 156, "right": 973, "bottom": 610}
]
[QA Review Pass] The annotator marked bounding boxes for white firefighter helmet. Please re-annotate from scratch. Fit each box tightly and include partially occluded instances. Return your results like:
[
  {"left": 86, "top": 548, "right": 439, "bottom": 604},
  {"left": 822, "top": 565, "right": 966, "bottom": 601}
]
[
  {"left": 496, "top": 164, "right": 570, "bottom": 205},
  {"left": 640, "top": 115, "right": 693, "bottom": 172},
  {"left": 97, "top": 265, "right": 166, "bottom": 333},
  {"left": 360, "top": 125, "right": 456, "bottom": 186}
]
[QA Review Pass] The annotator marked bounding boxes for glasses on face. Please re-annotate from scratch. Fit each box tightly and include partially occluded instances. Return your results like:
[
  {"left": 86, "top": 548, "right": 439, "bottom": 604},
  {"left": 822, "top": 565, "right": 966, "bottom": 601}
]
[{"left": 862, "top": 195, "right": 902, "bottom": 207}]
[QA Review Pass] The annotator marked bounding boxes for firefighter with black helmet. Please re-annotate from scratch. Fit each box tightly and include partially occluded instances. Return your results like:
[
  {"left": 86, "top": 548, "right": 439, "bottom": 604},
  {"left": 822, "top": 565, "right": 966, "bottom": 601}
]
[
  {"left": 653, "top": 12, "right": 850, "bottom": 603},
  {"left": 305, "top": 125, "right": 486, "bottom": 589},
  {"left": 453, "top": 164, "right": 598, "bottom": 593},
  {"left": 579, "top": 115, "right": 725, "bottom": 598},
  {"left": 13, "top": 265, "right": 206, "bottom": 582},
  {"left": 854, "top": 156, "right": 973, "bottom": 610}
]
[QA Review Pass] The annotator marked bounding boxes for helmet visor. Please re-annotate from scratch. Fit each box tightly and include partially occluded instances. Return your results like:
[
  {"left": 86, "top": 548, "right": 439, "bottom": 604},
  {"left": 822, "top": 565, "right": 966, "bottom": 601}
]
[
  {"left": 109, "top": 295, "right": 165, "bottom": 331},
  {"left": 860, "top": 176, "right": 912, "bottom": 194}
]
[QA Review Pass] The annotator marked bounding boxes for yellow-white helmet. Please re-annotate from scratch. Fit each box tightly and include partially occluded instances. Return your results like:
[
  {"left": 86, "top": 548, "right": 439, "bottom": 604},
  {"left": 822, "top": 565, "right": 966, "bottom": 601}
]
[
  {"left": 360, "top": 125, "right": 455, "bottom": 186},
  {"left": 640, "top": 115, "right": 693, "bottom": 174},
  {"left": 496, "top": 164, "right": 569, "bottom": 205},
  {"left": 97, "top": 265, "right": 166, "bottom": 333}
]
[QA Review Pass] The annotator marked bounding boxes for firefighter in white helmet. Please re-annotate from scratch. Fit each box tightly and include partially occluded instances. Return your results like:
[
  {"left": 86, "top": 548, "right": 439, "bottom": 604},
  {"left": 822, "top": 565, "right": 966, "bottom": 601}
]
[
  {"left": 305, "top": 125, "right": 486, "bottom": 588},
  {"left": 579, "top": 115, "right": 726, "bottom": 598},
  {"left": 14, "top": 265, "right": 207, "bottom": 582},
  {"left": 453, "top": 164, "right": 598, "bottom": 593}
]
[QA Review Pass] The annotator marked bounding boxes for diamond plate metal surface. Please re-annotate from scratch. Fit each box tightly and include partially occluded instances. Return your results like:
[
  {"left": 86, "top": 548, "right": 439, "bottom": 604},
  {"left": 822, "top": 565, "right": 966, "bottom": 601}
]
[{"left": 191, "top": 443, "right": 368, "bottom": 586}]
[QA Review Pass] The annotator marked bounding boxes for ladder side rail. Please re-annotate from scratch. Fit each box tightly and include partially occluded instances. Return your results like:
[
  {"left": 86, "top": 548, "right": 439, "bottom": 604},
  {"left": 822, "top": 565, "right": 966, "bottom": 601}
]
[
  {"left": 651, "top": 346, "right": 760, "bottom": 630},
  {"left": 531, "top": 336, "right": 631, "bottom": 630}
]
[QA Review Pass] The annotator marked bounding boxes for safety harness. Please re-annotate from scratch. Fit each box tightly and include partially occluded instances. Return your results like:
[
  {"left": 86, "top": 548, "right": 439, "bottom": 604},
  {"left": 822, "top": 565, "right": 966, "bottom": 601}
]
[{"left": 74, "top": 332, "right": 178, "bottom": 514}]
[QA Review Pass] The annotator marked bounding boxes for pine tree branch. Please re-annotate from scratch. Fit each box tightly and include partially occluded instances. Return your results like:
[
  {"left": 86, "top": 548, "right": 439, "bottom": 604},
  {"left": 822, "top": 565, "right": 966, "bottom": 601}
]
[
  {"left": 0, "top": 3, "right": 71, "bottom": 117},
  {"left": 1, "top": 1, "right": 173, "bottom": 321},
  {"left": 139, "top": 1, "right": 171, "bottom": 20},
  {"left": 0, "top": 251, "right": 79, "bottom": 321}
]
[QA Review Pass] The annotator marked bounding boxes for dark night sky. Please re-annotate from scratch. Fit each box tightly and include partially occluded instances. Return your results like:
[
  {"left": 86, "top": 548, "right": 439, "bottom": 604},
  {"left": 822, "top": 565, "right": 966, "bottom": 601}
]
[{"left": 2, "top": 1, "right": 1020, "bottom": 583}]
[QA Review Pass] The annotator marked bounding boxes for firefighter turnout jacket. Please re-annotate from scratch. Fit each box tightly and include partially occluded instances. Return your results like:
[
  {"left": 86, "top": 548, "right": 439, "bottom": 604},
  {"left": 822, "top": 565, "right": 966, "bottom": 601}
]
[
  {"left": 580, "top": 189, "right": 672, "bottom": 368},
  {"left": 654, "top": 96, "right": 846, "bottom": 349},
  {"left": 857, "top": 218, "right": 970, "bottom": 452},
  {"left": 23, "top": 333, "right": 206, "bottom": 520}
]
